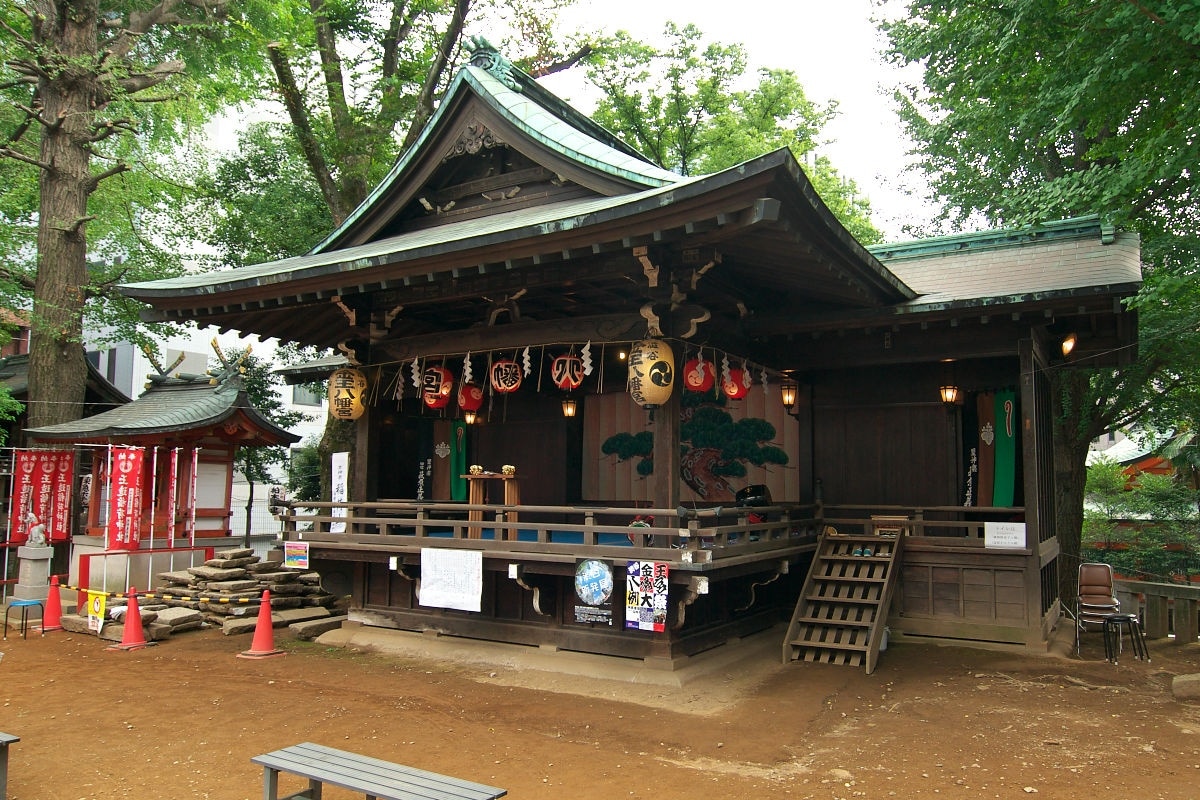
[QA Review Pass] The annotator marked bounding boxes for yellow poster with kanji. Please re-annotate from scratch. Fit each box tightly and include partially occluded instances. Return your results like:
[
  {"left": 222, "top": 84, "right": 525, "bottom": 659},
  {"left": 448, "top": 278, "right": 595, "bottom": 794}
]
[{"left": 86, "top": 591, "right": 106, "bottom": 632}]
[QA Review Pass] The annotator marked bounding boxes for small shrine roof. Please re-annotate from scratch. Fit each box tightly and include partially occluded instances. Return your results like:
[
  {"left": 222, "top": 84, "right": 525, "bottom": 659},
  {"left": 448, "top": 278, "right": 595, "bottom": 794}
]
[{"left": 25, "top": 358, "right": 299, "bottom": 447}]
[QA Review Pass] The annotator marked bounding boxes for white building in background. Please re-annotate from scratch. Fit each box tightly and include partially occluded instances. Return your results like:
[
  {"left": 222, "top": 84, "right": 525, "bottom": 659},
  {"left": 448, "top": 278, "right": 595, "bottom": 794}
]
[{"left": 85, "top": 324, "right": 327, "bottom": 543}]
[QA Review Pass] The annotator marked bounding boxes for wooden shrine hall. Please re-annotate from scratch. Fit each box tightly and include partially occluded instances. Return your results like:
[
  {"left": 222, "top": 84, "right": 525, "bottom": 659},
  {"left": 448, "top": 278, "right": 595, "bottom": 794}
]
[{"left": 119, "top": 41, "right": 1141, "bottom": 670}]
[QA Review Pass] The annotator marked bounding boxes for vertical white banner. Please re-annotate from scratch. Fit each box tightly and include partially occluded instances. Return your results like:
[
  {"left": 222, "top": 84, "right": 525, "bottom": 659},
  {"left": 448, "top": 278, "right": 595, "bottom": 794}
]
[
  {"left": 166, "top": 448, "right": 179, "bottom": 541},
  {"left": 147, "top": 446, "right": 159, "bottom": 547},
  {"left": 330, "top": 451, "right": 349, "bottom": 533},
  {"left": 187, "top": 447, "right": 198, "bottom": 547}
]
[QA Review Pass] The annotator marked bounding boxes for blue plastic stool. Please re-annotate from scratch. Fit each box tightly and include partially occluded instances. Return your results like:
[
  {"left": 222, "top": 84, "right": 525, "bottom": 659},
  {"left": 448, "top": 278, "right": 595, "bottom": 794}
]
[{"left": 4, "top": 599, "right": 44, "bottom": 640}]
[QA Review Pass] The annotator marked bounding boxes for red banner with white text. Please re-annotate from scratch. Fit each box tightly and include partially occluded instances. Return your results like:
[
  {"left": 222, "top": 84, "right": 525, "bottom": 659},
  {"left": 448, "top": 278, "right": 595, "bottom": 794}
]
[
  {"left": 6, "top": 450, "right": 75, "bottom": 545},
  {"left": 106, "top": 447, "right": 144, "bottom": 551}
]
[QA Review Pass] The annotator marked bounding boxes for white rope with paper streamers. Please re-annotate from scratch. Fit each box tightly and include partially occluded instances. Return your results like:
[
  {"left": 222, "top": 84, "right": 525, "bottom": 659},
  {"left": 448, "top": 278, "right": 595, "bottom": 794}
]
[
  {"left": 391, "top": 368, "right": 404, "bottom": 400},
  {"left": 720, "top": 354, "right": 731, "bottom": 386},
  {"left": 522, "top": 346, "right": 532, "bottom": 377},
  {"left": 742, "top": 359, "right": 753, "bottom": 388},
  {"left": 581, "top": 341, "right": 593, "bottom": 375},
  {"left": 759, "top": 365, "right": 769, "bottom": 391},
  {"left": 410, "top": 357, "right": 421, "bottom": 390},
  {"left": 462, "top": 351, "right": 473, "bottom": 385}
]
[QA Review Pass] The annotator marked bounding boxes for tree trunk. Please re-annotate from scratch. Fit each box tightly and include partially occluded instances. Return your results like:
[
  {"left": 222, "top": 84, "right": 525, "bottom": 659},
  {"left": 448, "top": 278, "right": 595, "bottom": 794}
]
[
  {"left": 318, "top": 418, "right": 356, "bottom": 501},
  {"left": 243, "top": 478, "right": 256, "bottom": 547},
  {"left": 1052, "top": 370, "right": 1099, "bottom": 606},
  {"left": 27, "top": 0, "right": 100, "bottom": 429}
]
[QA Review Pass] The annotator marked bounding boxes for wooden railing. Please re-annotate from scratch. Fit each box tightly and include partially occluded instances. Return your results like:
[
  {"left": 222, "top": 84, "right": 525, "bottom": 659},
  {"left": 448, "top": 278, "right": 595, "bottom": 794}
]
[
  {"left": 822, "top": 504, "right": 1027, "bottom": 543},
  {"left": 275, "top": 500, "right": 823, "bottom": 565},
  {"left": 1116, "top": 579, "right": 1200, "bottom": 643}
]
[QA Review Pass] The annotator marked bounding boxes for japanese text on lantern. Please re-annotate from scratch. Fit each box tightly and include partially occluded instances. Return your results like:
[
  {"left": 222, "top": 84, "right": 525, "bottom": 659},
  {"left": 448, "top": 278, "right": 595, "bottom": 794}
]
[{"left": 328, "top": 368, "right": 368, "bottom": 420}]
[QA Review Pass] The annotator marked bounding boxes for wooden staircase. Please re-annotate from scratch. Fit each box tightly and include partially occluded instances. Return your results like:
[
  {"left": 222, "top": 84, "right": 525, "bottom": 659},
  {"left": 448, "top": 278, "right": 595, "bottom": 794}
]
[{"left": 782, "top": 528, "right": 904, "bottom": 674}]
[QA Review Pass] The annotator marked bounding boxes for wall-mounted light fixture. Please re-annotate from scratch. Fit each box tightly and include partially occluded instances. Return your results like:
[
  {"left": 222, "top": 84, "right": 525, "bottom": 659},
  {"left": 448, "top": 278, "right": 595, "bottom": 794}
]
[
  {"left": 780, "top": 378, "right": 799, "bottom": 417},
  {"left": 939, "top": 358, "right": 960, "bottom": 406},
  {"left": 1061, "top": 332, "right": 1078, "bottom": 358},
  {"left": 561, "top": 397, "right": 578, "bottom": 418},
  {"left": 463, "top": 410, "right": 477, "bottom": 425}
]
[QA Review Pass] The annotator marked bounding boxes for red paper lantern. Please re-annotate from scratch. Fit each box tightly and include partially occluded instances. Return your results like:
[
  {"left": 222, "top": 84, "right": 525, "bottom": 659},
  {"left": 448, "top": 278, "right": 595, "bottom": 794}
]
[
  {"left": 682, "top": 358, "right": 716, "bottom": 393},
  {"left": 422, "top": 365, "right": 454, "bottom": 409},
  {"left": 458, "top": 382, "right": 484, "bottom": 412},
  {"left": 551, "top": 353, "right": 584, "bottom": 390},
  {"left": 721, "top": 368, "right": 751, "bottom": 400},
  {"left": 490, "top": 359, "right": 522, "bottom": 393}
]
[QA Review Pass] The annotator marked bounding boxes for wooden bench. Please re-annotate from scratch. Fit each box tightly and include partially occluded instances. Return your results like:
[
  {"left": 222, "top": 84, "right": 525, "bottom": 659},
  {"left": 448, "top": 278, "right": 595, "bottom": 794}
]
[
  {"left": 1, "top": 732, "right": 19, "bottom": 799},
  {"left": 251, "top": 742, "right": 507, "bottom": 800}
]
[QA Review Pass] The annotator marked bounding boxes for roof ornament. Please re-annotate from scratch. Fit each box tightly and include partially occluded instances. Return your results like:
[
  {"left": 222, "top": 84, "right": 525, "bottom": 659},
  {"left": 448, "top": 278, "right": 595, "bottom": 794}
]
[
  {"left": 141, "top": 345, "right": 186, "bottom": 384},
  {"left": 465, "top": 35, "right": 522, "bottom": 91}
]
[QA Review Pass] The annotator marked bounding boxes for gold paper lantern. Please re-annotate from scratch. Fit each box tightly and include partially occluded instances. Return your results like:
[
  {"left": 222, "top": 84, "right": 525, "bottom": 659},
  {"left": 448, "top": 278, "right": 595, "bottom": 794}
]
[
  {"left": 328, "top": 367, "right": 368, "bottom": 420},
  {"left": 627, "top": 339, "right": 675, "bottom": 408}
]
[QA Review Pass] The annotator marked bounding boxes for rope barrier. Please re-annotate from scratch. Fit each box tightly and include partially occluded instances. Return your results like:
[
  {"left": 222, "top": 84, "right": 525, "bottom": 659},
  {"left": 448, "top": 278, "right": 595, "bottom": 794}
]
[{"left": 60, "top": 584, "right": 264, "bottom": 604}]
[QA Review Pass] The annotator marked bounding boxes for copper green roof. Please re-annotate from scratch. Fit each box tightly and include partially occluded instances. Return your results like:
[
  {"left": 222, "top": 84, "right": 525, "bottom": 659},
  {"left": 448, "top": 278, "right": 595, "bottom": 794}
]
[
  {"left": 311, "top": 38, "right": 679, "bottom": 254},
  {"left": 25, "top": 369, "right": 299, "bottom": 446}
]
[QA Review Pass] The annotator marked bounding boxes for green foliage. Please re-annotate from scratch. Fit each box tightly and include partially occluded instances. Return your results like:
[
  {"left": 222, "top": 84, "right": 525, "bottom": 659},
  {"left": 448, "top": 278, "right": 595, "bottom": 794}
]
[
  {"left": 884, "top": 1, "right": 1200, "bottom": 596},
  {"left": 287, "top": 435, "right": 323, "bottom": 503},
  {"left": 1082, "top": 458, "right": 1200, "bottom": 582},
  {"left": 0, "top": 323, "right": 23, "bottom": 443},
  {"left": 586, "top": 22, "right": 881, "bottom": 243},
  {"left": 180, "top": 123, "right": 334, "bottom": 269},
  {"left": 215, "top": 347, "right": 310, "bottom": 486},
  {"left": 884, "top": 2, "right": 1200, "bottom": 237}
]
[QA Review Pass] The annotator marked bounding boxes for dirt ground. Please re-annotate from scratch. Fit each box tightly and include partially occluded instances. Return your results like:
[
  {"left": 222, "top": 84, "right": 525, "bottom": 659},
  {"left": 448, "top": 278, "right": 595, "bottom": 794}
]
[{"left": 2, "top": 617, "right": 1199, "bottom": 800}]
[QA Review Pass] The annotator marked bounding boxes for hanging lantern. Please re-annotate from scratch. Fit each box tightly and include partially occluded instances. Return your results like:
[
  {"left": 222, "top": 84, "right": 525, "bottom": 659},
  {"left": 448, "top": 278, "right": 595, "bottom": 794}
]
[
  {"left": 722, "top": 367, "right": 751, "bottom": 400},
  {"left": 422, "top": 365, "right": 454, "bottom": 409},
  {"left": 458, "top": 381, "right": 484, "bottom": 412},
  {"left": 627, "top": 338, "right": 675, "bottom": 408},
  {"left": 551, "top": 353, "right": 585, "bottom": 390},
  {"left": 490, "top": 359, "right": 522, "bottom": 393},
  {"left": 682, "top": 358, "right": 716, "bottom": 393},
  {"left": 328, "top": 367, "right": 368, "bottom": 420}
]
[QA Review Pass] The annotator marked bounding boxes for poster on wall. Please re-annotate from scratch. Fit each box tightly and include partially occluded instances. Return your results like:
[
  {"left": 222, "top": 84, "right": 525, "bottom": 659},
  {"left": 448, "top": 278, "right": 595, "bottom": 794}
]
[
  {"left": 106, "top": 446, "right": 144, "bottom": 551},
  {"left": 419, "top": 548, "right": 482, "bottom": 612},
  {"left": 625, "top": 560, "right": 669, "bottom": 632},
  {"left": 330, "top": 451, "right": 349, "bottom": 533},
  {"left": 573, "top": 558, "right": 614, "bottom": 625},
  {"left": 283, "top": 540, "right": 310, "bottom": 569}
]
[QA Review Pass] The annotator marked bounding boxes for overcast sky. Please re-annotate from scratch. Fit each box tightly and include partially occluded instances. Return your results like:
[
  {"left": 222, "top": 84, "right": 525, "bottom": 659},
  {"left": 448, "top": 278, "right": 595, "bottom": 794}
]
[{"left": 542, "top": 0, "right": 939, "bottom": 239}]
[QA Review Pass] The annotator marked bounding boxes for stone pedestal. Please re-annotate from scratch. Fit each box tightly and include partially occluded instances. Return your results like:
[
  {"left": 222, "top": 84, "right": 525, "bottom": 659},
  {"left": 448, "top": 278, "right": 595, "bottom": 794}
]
[{"left": 12, "top": 545, "right": 54, "bottom": 602}]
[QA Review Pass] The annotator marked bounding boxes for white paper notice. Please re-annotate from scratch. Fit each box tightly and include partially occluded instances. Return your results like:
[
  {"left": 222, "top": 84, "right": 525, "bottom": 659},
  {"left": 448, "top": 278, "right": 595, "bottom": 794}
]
[
  {"left": 984, "top": 521, "right": 1027, "bottom": 549},
  {"left": 419, "top": 548, "right": 483, "bottom": 612}
]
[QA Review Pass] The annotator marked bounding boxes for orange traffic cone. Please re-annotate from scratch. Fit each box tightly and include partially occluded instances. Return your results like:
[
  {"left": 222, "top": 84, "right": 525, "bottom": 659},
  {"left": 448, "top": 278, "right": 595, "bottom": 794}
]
[
  {"left": 41, "top": 575, "right": 63, "bottom": 632},
  {"left": 237, "top": 589, "right": 284, "bottom": 659},
  {"left": 108, "top": 588, "right": 149, "bottom": 651}
]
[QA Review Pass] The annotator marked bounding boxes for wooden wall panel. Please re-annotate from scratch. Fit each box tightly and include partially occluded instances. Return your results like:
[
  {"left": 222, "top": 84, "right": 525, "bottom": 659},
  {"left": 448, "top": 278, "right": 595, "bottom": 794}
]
[{"left": 582, "top": 385, "right": 799, "bottom": 504}]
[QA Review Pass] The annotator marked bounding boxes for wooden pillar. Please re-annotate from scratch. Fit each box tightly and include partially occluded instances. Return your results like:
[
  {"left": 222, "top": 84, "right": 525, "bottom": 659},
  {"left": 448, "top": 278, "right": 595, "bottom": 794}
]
[
  {"left": 650, "top": 369, "right": 681, "bottom": 512},
  {"left": 1174, "top": 598, "right": 1197, "bottom": 645},
  {"left": 352, "top": 408, "right": 374, "bottom": 503}
]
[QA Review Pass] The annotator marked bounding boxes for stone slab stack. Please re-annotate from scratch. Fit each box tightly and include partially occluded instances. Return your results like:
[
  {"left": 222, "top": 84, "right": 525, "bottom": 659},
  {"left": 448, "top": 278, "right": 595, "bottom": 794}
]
[{"left": 156, "top": 547, "right": 340, "bottom": 634}]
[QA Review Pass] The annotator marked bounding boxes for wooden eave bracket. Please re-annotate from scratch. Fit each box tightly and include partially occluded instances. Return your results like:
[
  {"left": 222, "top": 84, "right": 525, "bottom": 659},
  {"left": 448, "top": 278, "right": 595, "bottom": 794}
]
[
  {"left": 633, "top": 245, "right": 659, "bottom": 288},
  {"left": 671, "top": 575, "right": 710, "bottom": 630},
  {"left": 507, "top": 563, "right": 550, "bottom": 617}
]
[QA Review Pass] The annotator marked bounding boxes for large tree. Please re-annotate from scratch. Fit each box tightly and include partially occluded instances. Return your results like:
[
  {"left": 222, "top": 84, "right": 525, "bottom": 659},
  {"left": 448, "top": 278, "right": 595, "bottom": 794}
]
[
  {"left": 586, "top": 22, "right": 881, "bottom": 244},
  {"left": 0, "top": 0, "right": 269, "bottom": 428},
  {"left": 884, "top": 1, "right": 1200, "bottom": 595}
]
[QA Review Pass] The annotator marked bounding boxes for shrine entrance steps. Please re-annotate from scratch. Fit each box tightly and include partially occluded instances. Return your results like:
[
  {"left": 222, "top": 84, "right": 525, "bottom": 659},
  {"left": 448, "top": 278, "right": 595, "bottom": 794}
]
[{"left": 782, "top": 528, "right": 904, "bottom": 674}]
